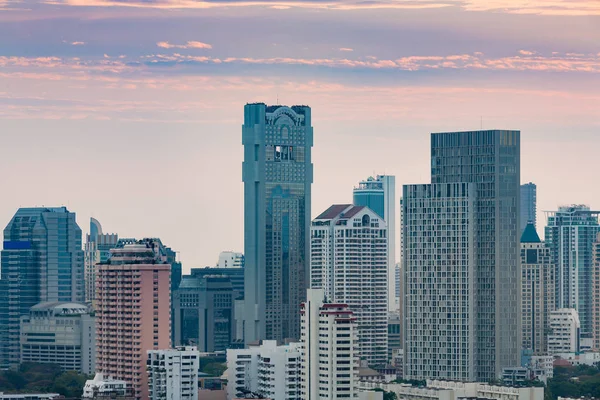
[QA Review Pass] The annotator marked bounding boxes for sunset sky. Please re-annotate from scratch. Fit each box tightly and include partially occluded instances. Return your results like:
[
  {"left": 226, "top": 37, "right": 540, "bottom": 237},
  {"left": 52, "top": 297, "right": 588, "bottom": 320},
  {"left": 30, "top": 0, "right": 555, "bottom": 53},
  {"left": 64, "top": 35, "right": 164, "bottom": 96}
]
[{"left": 1, "top": 0, "right": 599, "bottom": 269}]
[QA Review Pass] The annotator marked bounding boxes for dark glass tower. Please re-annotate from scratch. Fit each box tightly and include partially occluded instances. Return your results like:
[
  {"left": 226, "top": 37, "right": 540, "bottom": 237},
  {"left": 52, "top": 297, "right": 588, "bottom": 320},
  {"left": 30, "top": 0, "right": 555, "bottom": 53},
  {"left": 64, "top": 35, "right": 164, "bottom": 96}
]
[
  {"left": 430, "top": 130, "right": 521, "bottom": 381},
  {"left": 242, "top": 103, "right": 313, "bottom": 343},
  {"left": 0, "top": 207, "right": 84, "bottom": 368}
]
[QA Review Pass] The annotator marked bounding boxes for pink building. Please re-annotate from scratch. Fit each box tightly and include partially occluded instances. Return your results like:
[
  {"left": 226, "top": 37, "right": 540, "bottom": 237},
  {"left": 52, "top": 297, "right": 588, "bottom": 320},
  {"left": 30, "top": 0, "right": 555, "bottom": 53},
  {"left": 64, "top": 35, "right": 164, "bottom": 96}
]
[{"left": 96, "top": 240, "right": 171, "bottom": 400}]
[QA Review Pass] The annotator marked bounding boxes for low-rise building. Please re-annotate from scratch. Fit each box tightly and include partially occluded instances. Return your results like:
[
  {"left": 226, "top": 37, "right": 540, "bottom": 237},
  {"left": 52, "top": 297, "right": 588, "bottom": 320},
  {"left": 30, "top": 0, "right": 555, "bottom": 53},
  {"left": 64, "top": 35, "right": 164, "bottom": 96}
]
[
  {"left": 147, "top": 346, "right": 200, "bottom": 400},
  {"left": 83, "top": 373, "right": 131, "bottom": 398},
  {"left": 548, "top": 309, "right": 580, "bottom": 355},
  {"left": 226, "top": 340, "right": 301, "bottom": 400},
  {"left": 360, "top": 380, "right": 544, "bottom": 400},
  {"left": 0, "top": 394, "right": 61, "bottom": 400},
  {"left": 20, "top": 302, "right": 95, "bottom": 374}
]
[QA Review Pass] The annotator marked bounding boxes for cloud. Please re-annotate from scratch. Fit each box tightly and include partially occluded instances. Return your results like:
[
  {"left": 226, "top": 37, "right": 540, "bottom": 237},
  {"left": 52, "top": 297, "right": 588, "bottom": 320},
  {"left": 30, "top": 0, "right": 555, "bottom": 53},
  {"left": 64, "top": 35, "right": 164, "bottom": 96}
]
[
  {"left": 519, "top": 50, "right": 535, "bottom": 56},
  {"left": 71, "top": 41, "right": 85, "bottom": 46},
  {"left": 339, "top": 48, "right": 354, "bottom": 52},
  {"left": 157, "top": 41, "right": 212, "bottom": 50}
]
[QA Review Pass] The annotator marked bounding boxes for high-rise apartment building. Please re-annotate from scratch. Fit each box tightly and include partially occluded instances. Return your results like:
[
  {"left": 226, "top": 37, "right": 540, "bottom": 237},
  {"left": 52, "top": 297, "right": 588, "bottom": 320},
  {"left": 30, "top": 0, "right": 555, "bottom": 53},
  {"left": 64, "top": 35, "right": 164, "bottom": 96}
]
[
  {"left": 226, "top": 340, "right": 302, "bottom": 400},
  {"left": 520, "top": 183, "right": 537, "bottom": 233},
  {"left": 0, "top": 207, "right": 84, "bottom": 369},
  {"left": 593, "top": 233, "right": 600, "bottom": 350},
  {"left": 147, "top": 346, "right": 200, "bottom": 400},
  {"left": 84, "top": 218, "right": 118, "bottom": 303},
  {"left": 545, "top": 205, "right": 600, "bottom": 337},
  {"left": 173, "top": 274, "right": 238, "bottom": 351},
  {"left": 403, "top": 130, "right": 521, "bottom": 382},
  {"left": 20, "top": 302, "right": 95, "bottom": 374},
  {"left": 353, "top": 175, "right": 396, "bottom": 312},
  {"left": 191, "top": 267, "right": 244, "bottom": 300},
  {"left": 217, "top": 251, "right": 245, "bottom": 268},
  {"left": 95, "top": 240, "right": 171, "bottom": 400},
  {"left": 300, "top": 288, "right": 359, "bottom": 400},
  {"left": 388, "top": 314, "right": 401, "bottom": 364},
  {"left": 520, "top": 222, "right": 555, "bottom": 355},
  {"left": 311, "top": 204, "right": 388, "bottom": 365},
  {"left": 403, "top": 183, "right": 476, "bottom": 381},
  {"left": 548, "top": 308, "right": 580, "bottom": 355},
  {"left": 242, "top": 103, "right": 313, "bottom": 343}
]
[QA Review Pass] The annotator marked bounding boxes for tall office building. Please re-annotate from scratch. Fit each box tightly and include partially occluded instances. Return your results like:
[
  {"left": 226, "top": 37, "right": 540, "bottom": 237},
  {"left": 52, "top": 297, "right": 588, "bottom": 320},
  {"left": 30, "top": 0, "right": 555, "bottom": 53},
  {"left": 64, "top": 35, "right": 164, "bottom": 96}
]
[
  {"left": 242, "top": 103, "right": 313, "bottom": 343},
  {"left": 403, "top": 183, "right": 476, "bottom": 381},
  {"left": 84, "top": 218, "right": 118, "bottom": 303},
  {"left": 173, "top": 274, "right": 238, "bottom": 351},
  {"left": 521, "top": 183, "right": 537, "bottom": 233},
  {"left": 311, "top": 204, "right": 388, "bottom": 365},
  {"left": 0, "top": 207, "right": 84, "bottom": 369},
  {"left": 20, "top": 302, "right": 95, "bottom": 374},
  {"left": 520, "top": 222, "right": 555, "bottom": 355},
  {"left": 545, "top": 205, "right": 600, "bottom": 337},
  {"left": 95, "top": 240, "right": 171, "bottom": 400},
  {"left": 147, "top": 347, "right": 200, "bottom": 400},
  {"left": 353, "top": 175, "right": 396, "bottom": 312},
  {"left": 300, "top": 288, "right": 359, "bottom": 400},
  {"left": 217, "top": 251, "right": 245, "bottom": 268},
  {"left": 403, "top": 130, "right": 521, "bottom": 382}
]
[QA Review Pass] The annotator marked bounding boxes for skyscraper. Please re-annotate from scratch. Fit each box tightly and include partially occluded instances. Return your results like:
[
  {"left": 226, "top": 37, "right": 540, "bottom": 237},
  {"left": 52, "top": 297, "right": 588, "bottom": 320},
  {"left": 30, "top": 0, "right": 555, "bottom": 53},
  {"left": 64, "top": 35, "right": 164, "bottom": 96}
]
[
  {"left": 311, "top": 204, "right": 388, "bottom": 365},
  {"left": 353, "top": 175, "right": 396, "bottom": 312},
  {"left": 242, "top": 103, "right": 313, "bottom": 344},
  {"left": 545, "top": 205, "right": 600, "bottom": 337},
  {"left": 0, "top": 207, "right": 84, "bottom": 368},
  {"left": 520, "top": 183, "right": 537, "bottom": 233},
  {"left": 300, "top": 289, "right": 359, "bottom": 400},
  {"left": 520, "top": 222, "right": 555, "bottom": 355},
  {"left": 404, "top": 130, "right": 521, "bottom": 381},
  {"left": 84, "top": 218, "right": 118, "bottom": 303},
  {"left": 593, "top": 233, "right": 600, "bottom": 350},
  {"left": 95, "top": 239, "right": 171, "bottom": 400},
  {"left": 403, "top": 183, "right": 477, "bottom": 381}
]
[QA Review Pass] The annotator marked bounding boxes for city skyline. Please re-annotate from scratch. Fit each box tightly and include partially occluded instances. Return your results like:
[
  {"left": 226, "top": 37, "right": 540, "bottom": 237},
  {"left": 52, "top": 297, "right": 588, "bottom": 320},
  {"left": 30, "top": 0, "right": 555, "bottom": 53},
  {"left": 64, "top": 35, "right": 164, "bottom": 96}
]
[{"left": 0, "top": 0, "right": 599, "bottom": 270}]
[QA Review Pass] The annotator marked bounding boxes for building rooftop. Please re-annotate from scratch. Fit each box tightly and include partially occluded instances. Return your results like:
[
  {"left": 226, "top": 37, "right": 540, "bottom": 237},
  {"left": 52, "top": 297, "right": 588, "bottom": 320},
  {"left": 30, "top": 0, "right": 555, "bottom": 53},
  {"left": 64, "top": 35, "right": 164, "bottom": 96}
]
[
  {"left": 521, "top": 222, "right": 541, "bottom": 243},
  {"left": 30, "top": 301, "right": 89, "bottom": 316},
  {"left": 315, "top": 204, "right": 353, "bottom": 220}
]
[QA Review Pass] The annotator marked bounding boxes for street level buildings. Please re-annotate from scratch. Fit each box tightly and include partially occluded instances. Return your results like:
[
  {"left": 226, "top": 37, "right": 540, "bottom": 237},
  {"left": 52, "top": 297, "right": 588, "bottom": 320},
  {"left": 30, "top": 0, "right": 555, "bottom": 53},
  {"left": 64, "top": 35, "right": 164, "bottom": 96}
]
[
  {"left": 403, "top": 130, "right": 521, "bottom": 382},
  {"left": 353, "top": 175, "right": 397, "bottom": 312},
  {"left": 520, "top": 222, "right": 555, "bottom": 354},
  {"left": 242, "top": 103, "right": 313, "bottom": 344},
  {"left": 20, "top": 301, "right": 95, "bottom": 374},
  {"left": 545, "top": 205, "right": 600, "bottom": 337},
  {"left": 311, "top": 204, "right": 388, "bottom": 365},
  {"left": 0, "top": 207, "right": 84, "bottom": 369},
  {"left": 147, "top": 346, "right": 200, "bottom": 400},
  {"left": 95, "top": 240, "right": 171, "bottom": 400}
]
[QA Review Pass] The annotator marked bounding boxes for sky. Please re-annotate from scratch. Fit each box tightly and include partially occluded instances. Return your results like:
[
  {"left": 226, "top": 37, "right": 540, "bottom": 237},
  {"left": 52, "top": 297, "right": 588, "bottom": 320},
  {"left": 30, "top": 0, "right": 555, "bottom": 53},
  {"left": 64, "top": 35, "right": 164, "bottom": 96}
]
[{"left": 0, "top": 0, "right": 599, "bottom": 271}]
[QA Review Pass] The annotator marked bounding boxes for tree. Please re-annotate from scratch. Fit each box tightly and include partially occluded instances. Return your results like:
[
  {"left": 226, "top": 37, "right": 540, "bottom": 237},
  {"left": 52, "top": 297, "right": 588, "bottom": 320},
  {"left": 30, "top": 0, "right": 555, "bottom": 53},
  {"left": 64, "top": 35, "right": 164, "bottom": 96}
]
[
  {"left": 202, "top": 362, "right": 227, "bottom": 377},
  {"left": 52, "top": 371, "right": 88, "bottom": 398}
]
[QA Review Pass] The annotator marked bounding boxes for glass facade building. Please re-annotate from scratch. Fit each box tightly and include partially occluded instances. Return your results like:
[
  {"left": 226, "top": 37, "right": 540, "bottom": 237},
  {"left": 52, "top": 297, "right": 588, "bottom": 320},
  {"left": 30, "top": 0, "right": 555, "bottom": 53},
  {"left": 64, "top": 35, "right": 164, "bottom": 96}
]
[
  {"left": 521, "top": 183, "right": 537, "bottom": 234},
  {"left": 545, "top": 205, "right": 600, "bottom": 337},
  {"left": 242, "top": 103, "right": 313, "bottom": 343},
  {"left": 0, "top": 207, "right": 84, "bottom": 368}
]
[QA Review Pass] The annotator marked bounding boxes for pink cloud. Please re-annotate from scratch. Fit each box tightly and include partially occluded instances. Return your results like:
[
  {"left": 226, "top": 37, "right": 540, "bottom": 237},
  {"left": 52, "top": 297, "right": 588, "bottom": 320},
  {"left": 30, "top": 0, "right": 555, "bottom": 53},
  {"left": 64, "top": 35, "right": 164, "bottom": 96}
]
[
  {"left": 339, "top": 48, "right": 354, "bottom": 52},
  {"left": 71, "top": 41, "right": 85, "bottom": 46},
  {"left": 157, "top": 41, "right": 212, "bottom": 50}
]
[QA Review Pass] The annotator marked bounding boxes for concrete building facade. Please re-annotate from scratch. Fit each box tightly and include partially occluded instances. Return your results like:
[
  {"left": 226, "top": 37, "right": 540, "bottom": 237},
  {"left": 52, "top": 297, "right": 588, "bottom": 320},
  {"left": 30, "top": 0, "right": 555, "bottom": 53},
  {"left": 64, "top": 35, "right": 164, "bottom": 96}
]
[
  {"left": 311, "top": 205, "right": 388, "bottom": 365},
  {"left": 20, "top": 301, "right": 95, "bottom": 374},
  {"left": 217, "top": 252, "right": 245, "bottom": 269},
  {"left": 242, "top": 103, "right": 313, "bottom": 344},
  {"left": 548, "top": 308, "right": 580, "bottom": 355},
  {"left": 353, "top": 175, "right": 397, "bottom": 312},
  {"left": 84, "top": 218, "right": 118, "bottom": 303},
  {"left": 300, "top": 288, "right": 359, "bottom": 400},
  {"left": 520, "top": 223, "right": 555, "bottom": 354},
  {"left": 147, "top": 346, "right": 200, "bottom": 400},
  {"left": 95, "top": 240, "right": 171, "bottom": 400}
]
